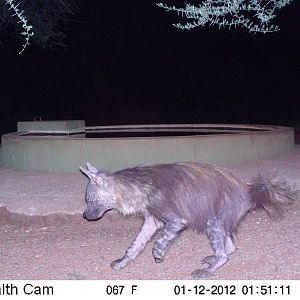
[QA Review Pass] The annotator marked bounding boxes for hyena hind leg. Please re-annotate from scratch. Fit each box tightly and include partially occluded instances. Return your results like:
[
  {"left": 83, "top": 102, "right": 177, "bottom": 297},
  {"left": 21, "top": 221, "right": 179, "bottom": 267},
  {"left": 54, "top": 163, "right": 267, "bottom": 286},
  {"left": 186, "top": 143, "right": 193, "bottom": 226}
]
[
  {"left": 201, "top": 234, "right": 236, "bottom": 265},
  {"left": 192, "top": 218, "right": 232, "bottom": 279},
  {"left": 152, "top": 219, "right": 186, "bottom": 263},
  {"left": 225, "top": 235, "right": 236, "bottom": 255},
  {"left": 111, "top": 214, "right": 164, "bottom": 270}
]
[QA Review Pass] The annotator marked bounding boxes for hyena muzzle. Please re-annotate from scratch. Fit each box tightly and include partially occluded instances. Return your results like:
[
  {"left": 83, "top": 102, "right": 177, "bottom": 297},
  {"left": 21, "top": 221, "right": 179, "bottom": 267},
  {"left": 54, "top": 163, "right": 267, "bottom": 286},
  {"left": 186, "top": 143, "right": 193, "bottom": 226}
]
[{"left": 80, "top": 162, "right": 297, "bottom": 278}]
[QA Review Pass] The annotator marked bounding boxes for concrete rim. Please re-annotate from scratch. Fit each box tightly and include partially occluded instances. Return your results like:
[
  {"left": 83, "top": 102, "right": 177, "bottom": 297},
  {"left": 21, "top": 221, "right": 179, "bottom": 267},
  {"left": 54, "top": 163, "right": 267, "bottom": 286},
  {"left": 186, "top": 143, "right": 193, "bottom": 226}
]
[{"left": 1, "top": 124, "right": 295, "bottom": 172}]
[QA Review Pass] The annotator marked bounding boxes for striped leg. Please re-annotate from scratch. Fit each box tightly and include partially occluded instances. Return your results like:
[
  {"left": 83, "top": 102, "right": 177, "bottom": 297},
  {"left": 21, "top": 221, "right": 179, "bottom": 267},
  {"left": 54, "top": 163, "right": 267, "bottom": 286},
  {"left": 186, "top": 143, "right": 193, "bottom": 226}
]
[
  {"left": 152, "top": 220, "right": 186, "bottom": 263},
  {"left": 192, "top": 218, "right": 232, "bottom": 278},
  {"left": 201, "top": 234, "right": 236, "bottom": 265},
  {"left": 111, "top": 214, "right": 164, "bottom": 269}
]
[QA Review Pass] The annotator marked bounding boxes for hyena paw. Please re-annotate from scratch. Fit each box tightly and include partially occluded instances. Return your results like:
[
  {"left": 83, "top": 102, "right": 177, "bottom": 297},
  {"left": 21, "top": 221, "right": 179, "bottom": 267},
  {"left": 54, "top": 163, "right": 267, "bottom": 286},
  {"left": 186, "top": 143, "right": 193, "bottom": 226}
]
[
  {"left": 110, "top": 258, "right": 128, "bottom": 270},
  {"left": 191, "top": 267, "right": 214, "bottom": 279},
  {"left": 152, "top": 247, "right": 165, "bottom": 263},
  {"left": 201, "top": 255, "right": 216, "bottom": 266}
]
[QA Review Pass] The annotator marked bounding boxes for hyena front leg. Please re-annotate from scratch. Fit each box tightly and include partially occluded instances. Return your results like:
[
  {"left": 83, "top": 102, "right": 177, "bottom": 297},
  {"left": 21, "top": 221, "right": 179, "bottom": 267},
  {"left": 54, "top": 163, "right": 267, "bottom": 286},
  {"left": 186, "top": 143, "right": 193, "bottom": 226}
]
[
  {"left": 192, "top": 218, "right": 232, "bottom": 278},
  {"left": 152, "top": 219, "right": 186, "bottom": 263},
  {"left": 111, "top": 214, "right": 164, "bottom": 270}
]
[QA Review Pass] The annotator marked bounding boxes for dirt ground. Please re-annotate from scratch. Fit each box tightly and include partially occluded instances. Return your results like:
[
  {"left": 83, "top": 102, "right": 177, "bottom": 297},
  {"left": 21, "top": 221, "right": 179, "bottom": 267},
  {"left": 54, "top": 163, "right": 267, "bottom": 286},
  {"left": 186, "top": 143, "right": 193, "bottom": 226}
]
[
  {"left": 0, "top": 148, "right": 300, "bottom": 280},
  {"left": 0, "top": 208, "right": 299, "bottom": 280}
]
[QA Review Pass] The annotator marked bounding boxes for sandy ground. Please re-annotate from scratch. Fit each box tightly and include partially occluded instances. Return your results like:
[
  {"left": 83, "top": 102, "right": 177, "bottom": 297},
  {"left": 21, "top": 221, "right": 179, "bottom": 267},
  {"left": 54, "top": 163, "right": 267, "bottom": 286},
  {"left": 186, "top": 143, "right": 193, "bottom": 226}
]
[{"left": 0, "top": 147, "right": 300, "bottom": 280}]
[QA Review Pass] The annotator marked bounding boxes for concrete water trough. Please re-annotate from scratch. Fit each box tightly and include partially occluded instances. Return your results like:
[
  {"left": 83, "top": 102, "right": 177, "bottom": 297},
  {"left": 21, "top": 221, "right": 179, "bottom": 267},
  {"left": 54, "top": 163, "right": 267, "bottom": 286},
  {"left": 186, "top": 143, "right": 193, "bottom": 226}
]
[{"left": 0, "top": 121, "right": 295, "bottom": 173}]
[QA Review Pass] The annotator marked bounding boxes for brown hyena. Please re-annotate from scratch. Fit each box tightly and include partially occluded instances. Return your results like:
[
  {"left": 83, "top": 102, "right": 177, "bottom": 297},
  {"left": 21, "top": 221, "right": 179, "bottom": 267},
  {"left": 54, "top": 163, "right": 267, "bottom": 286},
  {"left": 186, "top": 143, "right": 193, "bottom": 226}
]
[{"left": 80, "top": 162, "right": 297, "bottom": 278}]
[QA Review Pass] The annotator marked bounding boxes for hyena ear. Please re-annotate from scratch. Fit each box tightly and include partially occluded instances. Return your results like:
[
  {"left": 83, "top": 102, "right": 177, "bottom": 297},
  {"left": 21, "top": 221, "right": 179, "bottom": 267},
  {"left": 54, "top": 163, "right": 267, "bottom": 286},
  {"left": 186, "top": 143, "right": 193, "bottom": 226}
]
[
  {"left": 86, "top": 162, "right": 98, "bottom": 173},
  {"left": 79, "top": 166, "right": 107, "bottom": 186}
]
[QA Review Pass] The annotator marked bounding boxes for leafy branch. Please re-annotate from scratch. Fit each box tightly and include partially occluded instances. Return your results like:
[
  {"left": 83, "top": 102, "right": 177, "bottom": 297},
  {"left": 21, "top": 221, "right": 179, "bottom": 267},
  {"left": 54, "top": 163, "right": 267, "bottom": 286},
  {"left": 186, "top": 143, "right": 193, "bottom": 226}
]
[
  {"left": 157, "top": 0, "right": 294, "bottom": 33},
  {"left": 0, "top": 0, "right": 87, "bottom": 53},
  {"left": 5, "top": 0, "right": 34, "bottom": 54}
]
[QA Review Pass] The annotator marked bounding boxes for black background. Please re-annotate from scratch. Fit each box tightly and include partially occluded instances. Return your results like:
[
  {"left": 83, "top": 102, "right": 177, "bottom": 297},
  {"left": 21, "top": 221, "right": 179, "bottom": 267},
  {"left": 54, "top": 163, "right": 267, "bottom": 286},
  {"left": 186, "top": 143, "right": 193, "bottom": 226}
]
[{"left": 1, "top": 1, "right": 299, "bottom": 135}]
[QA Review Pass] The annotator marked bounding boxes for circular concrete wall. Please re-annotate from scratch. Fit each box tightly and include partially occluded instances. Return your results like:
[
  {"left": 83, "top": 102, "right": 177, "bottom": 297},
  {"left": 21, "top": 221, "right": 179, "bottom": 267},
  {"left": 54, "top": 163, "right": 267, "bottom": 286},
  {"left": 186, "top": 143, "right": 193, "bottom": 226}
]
[{"left": 1, "top": 124, "right": 294, "bottom": 173}]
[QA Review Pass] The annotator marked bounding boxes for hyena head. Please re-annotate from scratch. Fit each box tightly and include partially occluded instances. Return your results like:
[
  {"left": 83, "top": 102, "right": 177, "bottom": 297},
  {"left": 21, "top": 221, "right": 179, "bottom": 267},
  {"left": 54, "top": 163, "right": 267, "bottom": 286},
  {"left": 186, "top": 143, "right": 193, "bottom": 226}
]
[{"left": 80, "top": 163, "right": 115, "bottom": 221}]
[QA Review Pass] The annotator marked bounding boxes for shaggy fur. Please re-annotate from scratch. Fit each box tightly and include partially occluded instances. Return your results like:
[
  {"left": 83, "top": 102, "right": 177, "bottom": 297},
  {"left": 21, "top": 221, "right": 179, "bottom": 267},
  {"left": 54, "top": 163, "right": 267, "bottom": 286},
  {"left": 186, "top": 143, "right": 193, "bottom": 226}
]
[{"left": 80, "top": 162, "right": 297, "bottom": 278}]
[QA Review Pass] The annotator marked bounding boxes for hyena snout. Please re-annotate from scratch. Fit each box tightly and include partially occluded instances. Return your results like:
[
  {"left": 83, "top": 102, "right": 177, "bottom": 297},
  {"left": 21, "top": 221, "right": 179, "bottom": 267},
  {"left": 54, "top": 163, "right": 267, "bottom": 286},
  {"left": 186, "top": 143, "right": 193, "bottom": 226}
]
[{"left": 83, "top": 205, "right": 106, "bottom": 221}]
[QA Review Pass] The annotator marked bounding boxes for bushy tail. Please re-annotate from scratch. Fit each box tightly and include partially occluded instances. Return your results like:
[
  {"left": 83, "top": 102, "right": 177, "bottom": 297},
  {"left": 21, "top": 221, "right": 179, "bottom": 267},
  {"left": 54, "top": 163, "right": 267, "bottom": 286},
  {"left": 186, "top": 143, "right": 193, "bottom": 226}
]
[{"left": 247, "top": 172, "right": 298, "bottom": 218}]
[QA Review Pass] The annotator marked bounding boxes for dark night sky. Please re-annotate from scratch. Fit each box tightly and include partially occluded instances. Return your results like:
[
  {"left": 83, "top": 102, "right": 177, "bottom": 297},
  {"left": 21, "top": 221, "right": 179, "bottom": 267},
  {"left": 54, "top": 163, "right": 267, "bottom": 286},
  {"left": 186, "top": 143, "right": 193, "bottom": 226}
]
[{"left": 0, "top": 1, "right": 300, "bottom": 135}]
